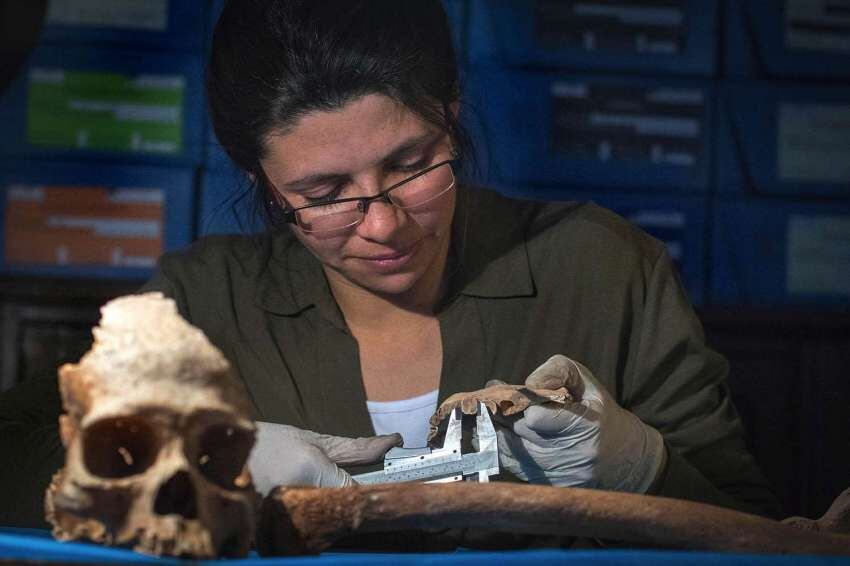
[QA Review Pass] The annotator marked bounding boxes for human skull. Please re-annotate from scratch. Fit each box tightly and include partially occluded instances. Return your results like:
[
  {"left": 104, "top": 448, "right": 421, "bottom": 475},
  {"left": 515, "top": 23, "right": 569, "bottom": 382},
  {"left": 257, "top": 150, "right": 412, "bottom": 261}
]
[{"left": 45, "top": 293, "right": 259, "bottom": 558}]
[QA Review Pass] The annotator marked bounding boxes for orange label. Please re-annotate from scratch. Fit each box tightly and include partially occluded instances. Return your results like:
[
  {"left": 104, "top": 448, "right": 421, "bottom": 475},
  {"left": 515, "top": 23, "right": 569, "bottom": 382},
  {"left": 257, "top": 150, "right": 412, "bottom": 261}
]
[{"left": 5, "top": 185, "right": 163, "bottom": 268}]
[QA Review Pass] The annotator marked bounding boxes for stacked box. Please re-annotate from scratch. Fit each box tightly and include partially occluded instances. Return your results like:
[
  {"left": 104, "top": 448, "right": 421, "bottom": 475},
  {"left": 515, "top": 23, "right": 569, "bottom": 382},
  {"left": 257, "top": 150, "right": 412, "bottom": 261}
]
[
  {"left": 0, "top": 46, "right": 205, "bottom": 166},
  {"left": 198, "top": 170, "right": 265, "bottom": 237},
  {"left": 0, "top": 161, "right": 193, "bottom": 279},
  {"left": 468, "top": 0, "right": 717, "bottom": 76},
  {"left": 724, "top": 0, "right": 850, "bottom": 80},
  {"left": 716, "top": 83, "right": 850, "bottom": 197},
  {"left": 467, "top": 66, "right": 712, "bottom": 192},
  {"left": 41, "top": 0, "right": 207, "bottom": 52},
  {"left": 712, "top": 199, "right": 850, "bottom": 307}
]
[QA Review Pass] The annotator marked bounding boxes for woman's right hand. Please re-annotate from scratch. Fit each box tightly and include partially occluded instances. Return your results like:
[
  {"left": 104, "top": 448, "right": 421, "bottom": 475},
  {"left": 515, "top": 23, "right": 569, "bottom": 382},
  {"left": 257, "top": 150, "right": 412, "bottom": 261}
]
[{"left": 249, "top": 422, "right": 402, "bottom": 495}]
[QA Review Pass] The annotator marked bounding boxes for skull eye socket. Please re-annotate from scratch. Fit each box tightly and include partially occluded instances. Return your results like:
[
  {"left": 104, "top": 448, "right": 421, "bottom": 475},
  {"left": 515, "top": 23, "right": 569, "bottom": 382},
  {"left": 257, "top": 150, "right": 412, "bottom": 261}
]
[
  {"left": 83, "top": 416, "right": 159, "bottom": 478},
  {"left": 196, "top": 423, "right": 253, "bottom": 490}
]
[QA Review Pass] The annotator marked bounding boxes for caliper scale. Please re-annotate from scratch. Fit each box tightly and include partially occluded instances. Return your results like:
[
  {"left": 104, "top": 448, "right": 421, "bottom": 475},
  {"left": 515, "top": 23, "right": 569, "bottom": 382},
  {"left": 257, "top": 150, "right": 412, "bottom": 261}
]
[{"left": 352, "top": 401, "right": 500, "bottom": 484}]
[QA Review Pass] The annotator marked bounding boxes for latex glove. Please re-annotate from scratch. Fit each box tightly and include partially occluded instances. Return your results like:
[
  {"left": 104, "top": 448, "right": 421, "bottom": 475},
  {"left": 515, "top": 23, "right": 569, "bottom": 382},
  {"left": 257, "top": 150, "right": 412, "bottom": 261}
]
[
  {"left": 492, "top": 355, "right": 666, "bottom": 493},
  {"left": 249, "top": 422, "right": 402, "bottom": 495}
]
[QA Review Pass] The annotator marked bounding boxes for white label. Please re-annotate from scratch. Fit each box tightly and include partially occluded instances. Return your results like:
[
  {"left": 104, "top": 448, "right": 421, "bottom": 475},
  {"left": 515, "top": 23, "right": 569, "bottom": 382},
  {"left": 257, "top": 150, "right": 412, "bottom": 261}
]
[
  {"left": 47, "top": 0, "right": 169, "bottom": 32},
  {"left": 778, "top": 104, "right": 850, "bottom": 183},
  {"left": 7, "top": 185, "right": 45, "bottom": 202},
  {"left": 110, "top": 189, "right": 164, "bottom": 204},
  {"left": 787, "top": 215, "right": 850, "bottom": 296},
  {"left": 784, "top": 0, "right": 850, "bottom": 54},
  {"left": 45, "top": 216, "right": 161, "bottom": 239}
]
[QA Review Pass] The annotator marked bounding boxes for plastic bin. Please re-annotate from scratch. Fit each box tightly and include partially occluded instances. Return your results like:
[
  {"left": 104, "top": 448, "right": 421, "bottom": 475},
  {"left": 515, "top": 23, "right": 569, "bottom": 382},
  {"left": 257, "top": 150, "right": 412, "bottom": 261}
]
[
  {"left": 724, "top": 0, "right": 850, "bottom": 80},
  {"left": 711, "top": 197, "right": 850, "bottom": 307},
  {"left": 0, "top": 160, "right": 194, "bottom": 279},
  {"left": 0, "top": 46, "right": 204, "bottom": 165},
  {"left": 466, "top": 66, "right": 712, "bottom": 192},
  {"left": 41, "top": 0, "right": 206, "bottom": 52},
  {"left": 716, "top": 83, "right": 850, "bottom": 197},
  {"left": 468, "top": 0, "right": 716, "bottom": 76}
]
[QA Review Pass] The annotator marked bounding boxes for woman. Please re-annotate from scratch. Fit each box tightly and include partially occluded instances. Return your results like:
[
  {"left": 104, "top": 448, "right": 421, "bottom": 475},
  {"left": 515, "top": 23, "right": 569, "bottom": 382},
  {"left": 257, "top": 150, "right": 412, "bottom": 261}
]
[{"left": 0, "top": 0, "right": 780, "bottom": 530}]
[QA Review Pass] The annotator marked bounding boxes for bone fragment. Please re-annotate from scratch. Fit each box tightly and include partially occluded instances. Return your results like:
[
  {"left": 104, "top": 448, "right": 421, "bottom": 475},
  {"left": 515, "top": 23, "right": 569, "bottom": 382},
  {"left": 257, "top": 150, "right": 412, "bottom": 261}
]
[
  {"left": 257, "top": 483, "right": 850, "bottom": 556},
  {"left": 783, "top": 488, "right": 850, "bottom": 535},
  {"left": 428, "top": 384, "right": 570, "bottom": 442}
]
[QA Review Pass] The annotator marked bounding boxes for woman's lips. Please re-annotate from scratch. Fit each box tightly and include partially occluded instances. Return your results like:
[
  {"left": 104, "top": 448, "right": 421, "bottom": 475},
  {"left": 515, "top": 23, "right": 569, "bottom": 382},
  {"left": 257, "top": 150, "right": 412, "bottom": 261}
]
[{"left": 360, "top": 243, "right": 419, "bottom": 270}]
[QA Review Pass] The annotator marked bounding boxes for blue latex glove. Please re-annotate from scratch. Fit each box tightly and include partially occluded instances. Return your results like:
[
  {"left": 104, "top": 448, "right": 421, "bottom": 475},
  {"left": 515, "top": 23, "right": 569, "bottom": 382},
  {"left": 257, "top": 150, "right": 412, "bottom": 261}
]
[
  {"left": 249, "top": 423, "right": 402, "bottom": 495},
  {"left": 491, "top": 355, "right": 666, "bottom": 493}
]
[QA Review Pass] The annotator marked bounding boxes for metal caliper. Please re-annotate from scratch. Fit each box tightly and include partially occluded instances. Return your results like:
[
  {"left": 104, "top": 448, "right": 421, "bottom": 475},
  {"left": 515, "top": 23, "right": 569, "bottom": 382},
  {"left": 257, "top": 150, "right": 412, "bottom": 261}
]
[{"left": 352, "top": 401, "right": 500, "bottom": 484}]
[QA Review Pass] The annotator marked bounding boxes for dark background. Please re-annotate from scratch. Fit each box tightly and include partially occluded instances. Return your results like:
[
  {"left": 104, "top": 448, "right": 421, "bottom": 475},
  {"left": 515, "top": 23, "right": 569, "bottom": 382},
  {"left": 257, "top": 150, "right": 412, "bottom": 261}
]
[{"left": 0, "top": 0, "right": 848, "bottom": 519}]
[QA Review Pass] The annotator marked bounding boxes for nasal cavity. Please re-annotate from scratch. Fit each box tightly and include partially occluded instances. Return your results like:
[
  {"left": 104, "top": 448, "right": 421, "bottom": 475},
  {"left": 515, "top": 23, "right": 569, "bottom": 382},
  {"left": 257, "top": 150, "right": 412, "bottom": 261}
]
[{"left": 154, "top": 470, "right": 198, "bottom": 519}]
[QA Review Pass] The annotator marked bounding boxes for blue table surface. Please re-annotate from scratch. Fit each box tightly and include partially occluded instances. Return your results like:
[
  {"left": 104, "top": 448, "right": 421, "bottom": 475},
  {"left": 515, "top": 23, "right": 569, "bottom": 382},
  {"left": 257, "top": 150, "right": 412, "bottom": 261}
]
[{"left": 2, "top": 528, "right": 849, "bottom": 565}]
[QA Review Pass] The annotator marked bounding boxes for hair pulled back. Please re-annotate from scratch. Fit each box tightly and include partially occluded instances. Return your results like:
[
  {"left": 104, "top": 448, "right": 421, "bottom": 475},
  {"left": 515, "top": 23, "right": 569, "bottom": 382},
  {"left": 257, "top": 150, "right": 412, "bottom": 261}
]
[{"left": 208, "top": 0, "right": 472, "bottom": 186}]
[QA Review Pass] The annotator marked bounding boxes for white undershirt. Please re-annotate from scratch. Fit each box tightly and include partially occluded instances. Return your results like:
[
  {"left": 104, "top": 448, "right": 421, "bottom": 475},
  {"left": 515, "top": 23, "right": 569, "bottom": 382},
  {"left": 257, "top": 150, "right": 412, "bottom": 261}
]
[{"left": 366, "top": 388, "right": 439, "bottom": 448}]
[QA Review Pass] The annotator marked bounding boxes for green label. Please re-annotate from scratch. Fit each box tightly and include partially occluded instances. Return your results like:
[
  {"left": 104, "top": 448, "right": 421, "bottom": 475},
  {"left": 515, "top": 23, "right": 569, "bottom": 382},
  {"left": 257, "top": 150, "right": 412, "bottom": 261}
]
[{"left": 27, "top": 68, "right": 184, "bottom": 154}]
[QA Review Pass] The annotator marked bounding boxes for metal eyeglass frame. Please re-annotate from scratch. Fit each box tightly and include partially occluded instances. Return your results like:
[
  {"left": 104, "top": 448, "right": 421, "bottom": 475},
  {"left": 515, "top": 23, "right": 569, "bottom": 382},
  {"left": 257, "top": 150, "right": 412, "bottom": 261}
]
[{"left": 267, "top": 158, "right": 457, "bottom": 232}]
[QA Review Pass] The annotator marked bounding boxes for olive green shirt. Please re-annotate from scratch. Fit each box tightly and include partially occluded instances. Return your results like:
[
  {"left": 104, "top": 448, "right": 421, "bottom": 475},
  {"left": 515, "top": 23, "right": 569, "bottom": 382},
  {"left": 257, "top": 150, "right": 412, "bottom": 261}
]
[{"left": 0, "top": 187, "right": 781, "bottom": 528}]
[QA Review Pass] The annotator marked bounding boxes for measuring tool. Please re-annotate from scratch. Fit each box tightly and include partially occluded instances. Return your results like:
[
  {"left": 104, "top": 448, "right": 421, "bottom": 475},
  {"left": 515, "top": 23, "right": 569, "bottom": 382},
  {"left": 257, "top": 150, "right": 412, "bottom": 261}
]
[{"left": 352, "top": 401, "right": 500, "bottom": 484}]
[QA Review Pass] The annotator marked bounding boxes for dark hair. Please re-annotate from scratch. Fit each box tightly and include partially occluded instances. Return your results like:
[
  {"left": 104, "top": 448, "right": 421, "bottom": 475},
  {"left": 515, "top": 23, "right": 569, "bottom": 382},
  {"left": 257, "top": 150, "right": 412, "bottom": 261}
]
[{"left": 207, "top": 0, "right": 474, "bottom": 230}]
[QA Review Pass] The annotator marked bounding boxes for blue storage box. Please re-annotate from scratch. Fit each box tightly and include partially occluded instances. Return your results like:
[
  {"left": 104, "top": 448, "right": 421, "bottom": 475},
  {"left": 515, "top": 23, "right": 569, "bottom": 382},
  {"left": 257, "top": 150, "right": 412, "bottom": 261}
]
[
  {"left": 0, "top": 160, "right": 194, "bottom": 279},
  {"left": 0, "top": 46, "right": 204, "bottom": 165},
  {"left": 711, "top": 198, "right": 850, "bottom": 307},
  {"left": 467, "top": 0, "right": 716, "bottom": 76},
  {"left": 466, "top": 67, "right": 712, "bottom": 192},
  {"left": 716, "top": 83, "right": 850, "bottom": 197},
  {"left": 41, "top": 0, "right": 206, "bottom": 52},
  {"left": 497, "top": 186, "right": 707, "bottom": 304},
  {"left": 724, "top": 0, "right": 850, "bottom": 80},
  {"left": 198, "top": 168, "right": 265, "bottom": 237}
]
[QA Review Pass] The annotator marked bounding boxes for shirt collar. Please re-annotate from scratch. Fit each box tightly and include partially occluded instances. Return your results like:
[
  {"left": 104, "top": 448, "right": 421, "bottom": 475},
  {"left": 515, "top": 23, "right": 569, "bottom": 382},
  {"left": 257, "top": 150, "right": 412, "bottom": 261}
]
[
  {"left": 254, "top": 232, "right": 346, "bottom": 326},
  {"left": 254, "top": 186, "right": 536, "bottom": 319}
]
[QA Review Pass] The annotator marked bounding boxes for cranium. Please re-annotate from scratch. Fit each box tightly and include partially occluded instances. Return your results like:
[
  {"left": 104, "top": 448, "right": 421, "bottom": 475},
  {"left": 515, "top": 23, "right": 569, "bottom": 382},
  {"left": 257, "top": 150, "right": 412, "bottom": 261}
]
[{"left": 45, "top": 292, "right": 259, "bottom": 558}]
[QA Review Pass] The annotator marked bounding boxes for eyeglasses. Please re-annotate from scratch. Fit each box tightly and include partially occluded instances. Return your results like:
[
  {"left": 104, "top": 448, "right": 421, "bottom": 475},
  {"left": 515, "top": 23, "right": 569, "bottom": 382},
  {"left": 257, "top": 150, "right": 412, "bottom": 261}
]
[{"left": 266, "top": 159, "right": 457, "bottom": 234}]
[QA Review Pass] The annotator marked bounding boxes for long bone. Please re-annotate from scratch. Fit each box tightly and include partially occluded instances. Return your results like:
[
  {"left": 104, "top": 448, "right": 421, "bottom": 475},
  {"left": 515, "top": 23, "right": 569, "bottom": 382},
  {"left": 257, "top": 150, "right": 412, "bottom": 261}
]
[{"left": 257, "top": 483, "right": 850, "bottom": 556}]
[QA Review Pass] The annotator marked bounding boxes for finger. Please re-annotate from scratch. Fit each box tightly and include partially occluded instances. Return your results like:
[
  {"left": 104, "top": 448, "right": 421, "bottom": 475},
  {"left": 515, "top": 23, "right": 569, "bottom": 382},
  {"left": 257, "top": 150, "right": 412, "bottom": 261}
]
[
  {"left": 521, "top": 402, "right": 590, "bottom": 436},
  {"left": 489, "top": 408, "right": 522, "bottom": 428},
  {"left": 494, "top": 426, "right": 525, "bottom": 473},
  {"left": 316, "top": 462, "right": 355, "bottom": 488},
  {"left": 281, "top": 442, "right": 354, "bottom": 488},
  {"left": 319, "top": 432, "right": 403, "bottom": 466},
  {"left": 526, "top": 356, "right": 588, "bottom": 400},
  {"left": 524, "top": 355, "right": 582, "bottom": 392},
  {"left": 567, "top": 359, "right": 610, "bottom": 402},
  {"left": 279, "top": 425, "right": 403, "bottom": 466},
  {"left": 494, "top": 426, "right": 547, "bottom": 483}
]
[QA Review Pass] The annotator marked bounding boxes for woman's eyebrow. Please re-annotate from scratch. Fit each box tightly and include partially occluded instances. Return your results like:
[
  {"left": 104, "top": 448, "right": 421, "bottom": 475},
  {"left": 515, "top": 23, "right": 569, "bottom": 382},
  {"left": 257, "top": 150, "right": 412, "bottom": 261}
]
[
  {"left": 381, "top": 132, "right": 441, "bottom": 165},
  {"left": 282, "top": 132, "right": 440, "bottom": 191},
  {"left": 283, "top": 171, "right": 348, "bottom": 191}
]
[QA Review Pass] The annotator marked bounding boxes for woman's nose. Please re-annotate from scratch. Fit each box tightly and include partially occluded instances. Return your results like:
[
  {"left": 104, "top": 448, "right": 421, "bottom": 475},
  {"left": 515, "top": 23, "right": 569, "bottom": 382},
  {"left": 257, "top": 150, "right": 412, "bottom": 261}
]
[{"left": 356, "top": 197, "right": 405, "bottom": 241}]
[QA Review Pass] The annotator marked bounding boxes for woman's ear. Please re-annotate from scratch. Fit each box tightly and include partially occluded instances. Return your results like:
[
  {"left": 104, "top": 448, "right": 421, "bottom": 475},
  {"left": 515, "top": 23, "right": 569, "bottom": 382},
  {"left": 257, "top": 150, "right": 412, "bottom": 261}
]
[{"left": 449, "top": 100, "right": 460, "bottom": 119}]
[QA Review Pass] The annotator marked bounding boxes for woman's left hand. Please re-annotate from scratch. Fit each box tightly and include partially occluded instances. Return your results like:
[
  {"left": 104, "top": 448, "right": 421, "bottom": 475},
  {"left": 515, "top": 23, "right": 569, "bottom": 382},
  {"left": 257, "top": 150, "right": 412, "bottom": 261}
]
[{"left": 491, "top": 355, "right": 666, "bottom": 493}]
